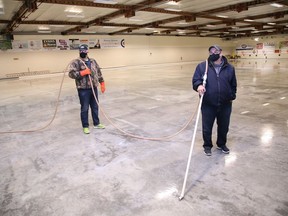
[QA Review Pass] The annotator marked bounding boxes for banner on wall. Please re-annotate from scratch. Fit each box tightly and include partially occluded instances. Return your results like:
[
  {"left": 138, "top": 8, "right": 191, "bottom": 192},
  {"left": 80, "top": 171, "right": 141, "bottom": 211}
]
[
  {"left": 235, "top": 44, "right": 254, "bottom": 50},
  {"left": 263, "top": 42, "right": 275, "bottom": 54},
  {"left": 256, "top": 43, "right": 263, "bottom": 49},
  {"left": 100, "top": 38, "right": 125, "bottom": 49},
  {"left": 279, "top": 41, "right": 288, "bottom": 53},
  {"left": 69, "top": 39, "right": 80, "bottom": 50},
  {"left": 3, "top": 38, "right": 125, "bottom": 51},
  {"left": 279, "top": 41, "right": 288, "bottom": 48},
  {"left": 89, "top": 39, "right": 101, "bottom": 49},
  {"left": 57, "top": 39, "right": 69, "bottom": 50},
  {"left": 12, "top": 40, "right": 29, "bottom": 50},
  {"left": 42, "top": 39, "right": 57, "bottom": 49},
  {"left": 28, "top": 40, "right": 42, "bottom": 50}
]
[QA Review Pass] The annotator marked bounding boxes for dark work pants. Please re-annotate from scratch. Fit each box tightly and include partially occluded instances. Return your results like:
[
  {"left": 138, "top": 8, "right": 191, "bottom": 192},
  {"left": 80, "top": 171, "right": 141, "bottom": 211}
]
[
  {"left": 201, "top": 102, "right": 232, "bottom": 149},
  {"left": 78, "top": 88, "right": 99, "bottom": 128}
]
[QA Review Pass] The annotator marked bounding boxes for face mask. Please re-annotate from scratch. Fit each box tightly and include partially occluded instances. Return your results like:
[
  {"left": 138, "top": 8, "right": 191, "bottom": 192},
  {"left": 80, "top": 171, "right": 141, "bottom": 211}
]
[
  {"left": 80, "top": 53, "right": 87, "bottom": 58},
  {"left": 208, "top": 53, "right": 220, "bottom": 62}
]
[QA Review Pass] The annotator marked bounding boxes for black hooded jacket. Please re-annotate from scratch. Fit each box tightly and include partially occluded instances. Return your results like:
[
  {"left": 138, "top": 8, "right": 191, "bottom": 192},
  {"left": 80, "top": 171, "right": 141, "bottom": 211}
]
[{"left": 192, "top": 56, "right": 237, "bottom": 106}]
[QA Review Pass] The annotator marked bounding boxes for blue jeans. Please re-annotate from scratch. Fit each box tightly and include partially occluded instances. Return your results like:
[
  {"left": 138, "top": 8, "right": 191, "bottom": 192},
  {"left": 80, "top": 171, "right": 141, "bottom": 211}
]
[
  {"left": 77, "top": 88, "right": 99, "bottom": 128},
  {"left": 201, "top": 102, "right": 232, "bottom": 148}
]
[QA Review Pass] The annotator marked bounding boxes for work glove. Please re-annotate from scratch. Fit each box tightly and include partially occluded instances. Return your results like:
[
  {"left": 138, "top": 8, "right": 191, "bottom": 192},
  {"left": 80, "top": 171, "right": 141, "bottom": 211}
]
[
  {"left": 80, "top": 68, "right": 91, "bottom": 76},
  {"left": 100, "top": 82, "right": 106, "bottom": 93}
]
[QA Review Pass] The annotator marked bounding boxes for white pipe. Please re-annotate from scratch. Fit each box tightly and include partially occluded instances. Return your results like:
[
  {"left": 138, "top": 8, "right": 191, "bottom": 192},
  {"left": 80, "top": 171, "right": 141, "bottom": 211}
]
[{"left": 179, "top": 59, "right": 208, "bottom": 200}]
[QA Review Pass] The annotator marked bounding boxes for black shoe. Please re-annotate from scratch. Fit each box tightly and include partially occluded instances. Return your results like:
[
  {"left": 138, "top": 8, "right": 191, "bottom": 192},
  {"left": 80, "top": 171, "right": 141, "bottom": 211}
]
[
  {"left": 204, "top": 147, "right": 212, "bottom": 156},
  {"left": 217, "top": 145, "right": 230, "bottom": 154}
]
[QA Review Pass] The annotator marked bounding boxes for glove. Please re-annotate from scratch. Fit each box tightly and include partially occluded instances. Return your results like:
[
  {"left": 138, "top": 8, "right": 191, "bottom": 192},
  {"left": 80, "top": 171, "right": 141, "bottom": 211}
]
[
  {"left": 80, "top": 68, "right": 91, "bottom": 76},
  {"left": 100, "top": 82, "right": 106, "bottom": 93}
]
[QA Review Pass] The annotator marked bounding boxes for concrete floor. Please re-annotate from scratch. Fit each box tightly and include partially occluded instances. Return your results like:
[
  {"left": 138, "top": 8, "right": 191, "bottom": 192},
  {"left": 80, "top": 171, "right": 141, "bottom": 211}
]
[{"left": 0, "top": 59, "right": 288, "bottom": 216}]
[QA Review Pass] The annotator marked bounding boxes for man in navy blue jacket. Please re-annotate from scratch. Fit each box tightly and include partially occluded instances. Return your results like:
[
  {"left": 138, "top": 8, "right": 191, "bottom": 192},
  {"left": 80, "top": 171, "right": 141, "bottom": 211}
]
[{"left": 192, "top": 45, "right": 237, "bottom": 156}]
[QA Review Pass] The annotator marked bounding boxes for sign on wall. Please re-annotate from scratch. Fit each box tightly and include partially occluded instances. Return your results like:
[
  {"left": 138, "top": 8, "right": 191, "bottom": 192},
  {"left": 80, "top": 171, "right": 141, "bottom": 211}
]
[{"left": 6, "top": 38, "right": 125, "bottom": 52}]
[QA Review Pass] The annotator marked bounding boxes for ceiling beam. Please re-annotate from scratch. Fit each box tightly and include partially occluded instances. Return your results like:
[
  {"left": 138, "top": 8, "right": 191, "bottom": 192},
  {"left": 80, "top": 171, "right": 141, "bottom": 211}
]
[{"left": 1, "top": 0, "right": 38, "bottom": 34}]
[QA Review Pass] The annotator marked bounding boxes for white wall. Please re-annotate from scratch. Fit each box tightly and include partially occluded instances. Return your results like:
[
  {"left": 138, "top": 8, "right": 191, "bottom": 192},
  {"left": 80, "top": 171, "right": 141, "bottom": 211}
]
[{"left": 0, "top": 35, "right": 234, "bottom": 77}]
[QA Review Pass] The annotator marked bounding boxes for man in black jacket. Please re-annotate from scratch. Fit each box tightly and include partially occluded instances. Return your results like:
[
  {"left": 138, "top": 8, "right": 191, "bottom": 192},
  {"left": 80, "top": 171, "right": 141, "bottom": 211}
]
[{"left": 192, "top": 45, "right": 237, "bottom": 156}]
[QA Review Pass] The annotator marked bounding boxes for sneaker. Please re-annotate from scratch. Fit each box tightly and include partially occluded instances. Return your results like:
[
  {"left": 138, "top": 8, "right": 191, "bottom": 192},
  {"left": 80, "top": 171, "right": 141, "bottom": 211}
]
[
  {"left": 94, "top": 123, "right": 105, "bottom": 129},
  {"left": 83, "top": 127, "right": 90, "bottom": 134},
  {"left": 204, "top": 147, "right": 212, "bottom": 156},
  {"left": 217, "top": 145, "right": 230, "bottom": 154}
]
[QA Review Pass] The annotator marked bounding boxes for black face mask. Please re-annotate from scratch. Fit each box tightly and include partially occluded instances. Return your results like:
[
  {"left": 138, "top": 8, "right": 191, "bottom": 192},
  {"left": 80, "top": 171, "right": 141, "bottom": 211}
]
[
  {"left": 208, "top": 53, "right": 220, "bottom": 62},
  {"left": 80, "top": 53, "right": 87, "bottom": 58}
]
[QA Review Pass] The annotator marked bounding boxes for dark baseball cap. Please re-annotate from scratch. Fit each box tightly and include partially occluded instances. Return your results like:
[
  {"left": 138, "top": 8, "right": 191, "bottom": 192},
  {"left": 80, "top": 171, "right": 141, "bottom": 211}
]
[
  {"left": 79, "top": 44, "right": 88, "bottom": 52},
  {"left": 208, "top": 45, "right": 222, "bottom": 52}
]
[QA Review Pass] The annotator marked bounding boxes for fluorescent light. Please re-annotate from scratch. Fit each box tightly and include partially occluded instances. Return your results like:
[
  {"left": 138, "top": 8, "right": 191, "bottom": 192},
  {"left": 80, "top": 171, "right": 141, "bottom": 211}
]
[
  {"left": 49, "top": 25, "right": 65, "bottom": 28},
  {"left": 66, "top": 14, "right": 85, "bottom": 18},
  {"left": 177, "top": 30, "right": 186, "bottom": 34},
  {"left": 166, "top": 1, "right": 179, "bottom": 5},
  {"left": 65, "top": 7, "right": 82, "bottom": 13},
  {"left": 94, "top": 0, "right": 118, "bottom": 4},
  {"left": 244, "top": 19, "right": 254, "bottom": 22},
  {"left": 38, "top": 26, "right": 50, "bottom": 30},
  {"left": 102, "top": 26, "right": 116, "bottom": 28},
  {"left": 178, "top": 22, "right": 189, "bottom": 25},
  {"left": 38, "top": 30, "right": 52, "bottom": 33},
  {"left": 216, "top": 15, "right": 228, "bottom": 18},
  {"left": 166, "top": 8, "right": 182, "bottom": 12},
  {"left": 83, "top": 31, "right": 97, "bottom": 33},
  {"left": 267, "top": 22, "right": 276, "bottom": 25},
  {"left": 0, "top": 0, "right": 3, "bottom": 15},
  {"left": 270, "top": 3, "right": 283, "bottom": 8},
  {"left": 128, "top": 18, "right": 143, "bottom": 22},
  {"left": 206, "top": 24, "right": 215, "bottom": 27}
]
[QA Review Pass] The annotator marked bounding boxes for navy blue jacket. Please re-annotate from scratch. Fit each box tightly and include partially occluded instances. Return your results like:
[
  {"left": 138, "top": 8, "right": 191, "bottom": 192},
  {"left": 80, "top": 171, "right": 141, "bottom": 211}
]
[{"left": 192, "top": 56, "right": 237, "bottom": 106}]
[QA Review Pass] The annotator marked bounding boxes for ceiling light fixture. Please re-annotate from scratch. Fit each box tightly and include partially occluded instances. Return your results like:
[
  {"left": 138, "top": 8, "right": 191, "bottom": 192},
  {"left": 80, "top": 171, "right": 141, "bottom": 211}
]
[
  {"left": 93, "top": 0, "right": 118, "bottom": 4},
  {"left": 244, "top": 19, "right": 254, "bottom": 22},
  {"left": 177, "top": 22, "right": 189, "bottom": 25},
  {"left": 216, "top": 15, "right": 228, "bottom": 18},
  {"left": 166, "top": 1, "right": 179, "bottom": 5},
  {"left": 66, "top": 14, "right": 85, "bottom": 18},
  {"left": 166, "top": 8, "right": 182, "bottom": 12},
  {"left": 65, "top": 7, "right": 82, "bottom": 13},
  {"left": 49, "top": 25, "right": 65, "bottom": 28},
  {"left": 128, "top": 18, "right": 143, "bottom": 22},
  {"left": 0, "top": 0, "right": 4, "bottom": 15},
  {"left": 267, "top": 22, "right": 276, "bottom": 25},
  {"left": 38, "top": 26, "right": 50, "bottom": 30},
  {"left": 270, "top": 3, "right": 283, "bottom": 8},
  {"left": 37, "top": 30, "right": 52, "bottom": 33}
]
